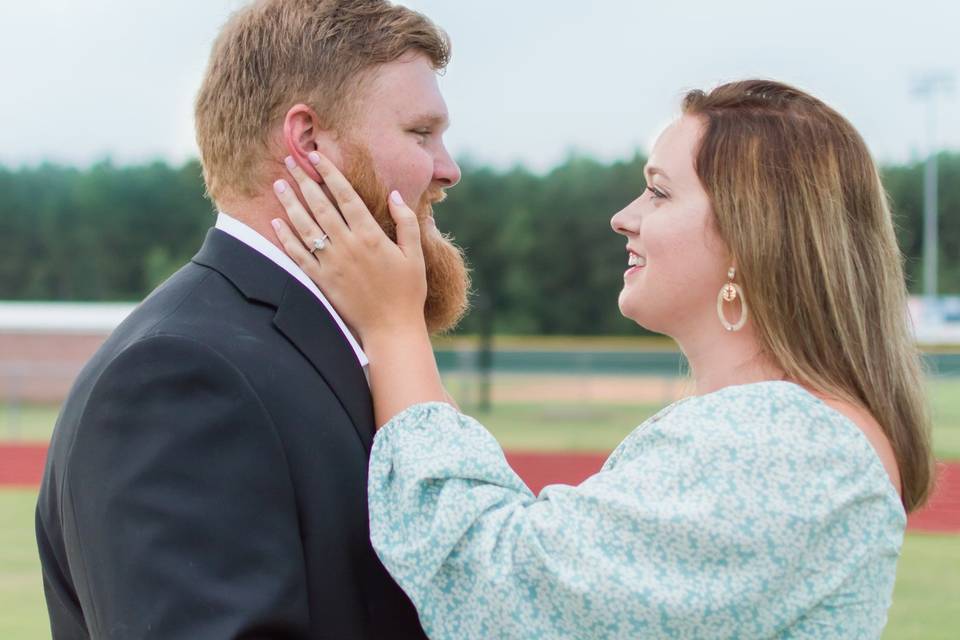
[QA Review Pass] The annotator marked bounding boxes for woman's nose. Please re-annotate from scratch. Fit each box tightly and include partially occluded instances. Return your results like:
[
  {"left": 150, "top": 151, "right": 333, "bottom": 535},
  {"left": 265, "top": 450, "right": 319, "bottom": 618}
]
[{"left": 611, "top": 203, "right": 639, "bottom": 236}]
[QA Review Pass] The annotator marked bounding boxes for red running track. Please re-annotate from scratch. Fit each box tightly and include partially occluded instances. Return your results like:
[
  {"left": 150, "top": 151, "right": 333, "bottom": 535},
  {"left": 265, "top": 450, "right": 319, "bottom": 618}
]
[
  {"left": 0, "top": 444, "right": 48, "bottom": 489},
  {"left": 2, "top": 445, "right": 957, "bottom": 533}
]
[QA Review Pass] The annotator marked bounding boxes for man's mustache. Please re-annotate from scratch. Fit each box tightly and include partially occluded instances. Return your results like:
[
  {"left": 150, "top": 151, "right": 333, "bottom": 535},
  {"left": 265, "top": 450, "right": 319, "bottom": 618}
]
[
  {"left": 414, "top": 188, "right": 447, "bottom": 221},
  {"left": 419, "top": 187, "right": 447, "bottom": 208}
]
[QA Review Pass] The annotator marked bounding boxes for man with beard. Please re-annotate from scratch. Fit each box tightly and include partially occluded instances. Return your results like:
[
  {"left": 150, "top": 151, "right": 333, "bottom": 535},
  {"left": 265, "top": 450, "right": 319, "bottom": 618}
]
[{"left": 35, "top": 1, "right": 468, "bottom": 638}]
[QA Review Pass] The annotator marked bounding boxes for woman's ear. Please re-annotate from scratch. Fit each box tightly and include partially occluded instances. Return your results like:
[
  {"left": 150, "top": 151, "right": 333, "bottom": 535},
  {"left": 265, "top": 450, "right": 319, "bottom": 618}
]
[{"left": 283, "top": 104, "right": 337, "bottom": 182}]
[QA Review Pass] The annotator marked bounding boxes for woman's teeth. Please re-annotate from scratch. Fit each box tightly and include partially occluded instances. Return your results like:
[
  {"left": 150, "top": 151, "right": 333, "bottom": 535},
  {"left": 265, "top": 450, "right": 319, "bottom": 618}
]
[{"left": 628, "top": 254, "right": 646, "bottom": 267}]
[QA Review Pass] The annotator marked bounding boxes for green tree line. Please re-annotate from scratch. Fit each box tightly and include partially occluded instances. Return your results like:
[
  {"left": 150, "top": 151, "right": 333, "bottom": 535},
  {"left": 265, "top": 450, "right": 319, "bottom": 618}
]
[{"left": 1, "top": 153, "right": 958, "bottom": 335}]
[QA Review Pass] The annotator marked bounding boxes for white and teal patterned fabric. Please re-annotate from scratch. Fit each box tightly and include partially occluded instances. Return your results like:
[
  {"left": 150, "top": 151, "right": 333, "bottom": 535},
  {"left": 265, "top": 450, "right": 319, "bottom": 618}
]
[{"left": 368, "top": 381, "right": 905, "bottom": 639}]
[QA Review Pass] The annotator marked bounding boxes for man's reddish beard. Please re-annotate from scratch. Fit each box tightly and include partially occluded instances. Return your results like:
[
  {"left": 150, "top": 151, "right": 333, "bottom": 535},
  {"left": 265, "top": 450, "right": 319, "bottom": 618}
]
[{"left": 341, "top": 144, "right": 470, "bottom": 334}]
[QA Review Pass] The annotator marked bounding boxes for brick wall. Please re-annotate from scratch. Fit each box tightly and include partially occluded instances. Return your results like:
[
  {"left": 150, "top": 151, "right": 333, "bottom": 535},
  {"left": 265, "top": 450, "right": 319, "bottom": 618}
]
[{"left": 0, "top": 332, "right": 108, "bottom": 404}]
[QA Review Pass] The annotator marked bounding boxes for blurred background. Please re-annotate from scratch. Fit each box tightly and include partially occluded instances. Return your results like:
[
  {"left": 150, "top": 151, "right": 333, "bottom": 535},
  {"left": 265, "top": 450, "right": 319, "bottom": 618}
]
[{"left": 1, "top": 1, "right": 958, "bottom": 637}]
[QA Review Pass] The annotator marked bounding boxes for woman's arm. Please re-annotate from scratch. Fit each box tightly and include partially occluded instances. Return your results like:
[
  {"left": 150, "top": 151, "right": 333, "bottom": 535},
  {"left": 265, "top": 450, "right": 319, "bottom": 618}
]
[
  {"left": 366, "top": 402, "right": 898, "bottom": 640},
  {"left": 363, "top": 327, "right": 446, "bottom": 426}
]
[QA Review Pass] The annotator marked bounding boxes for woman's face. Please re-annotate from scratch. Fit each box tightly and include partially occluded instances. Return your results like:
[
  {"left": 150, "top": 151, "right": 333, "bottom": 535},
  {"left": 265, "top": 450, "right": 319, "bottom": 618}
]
[{"left": 611, "top": 115, "right": 731, "bottom": 339}]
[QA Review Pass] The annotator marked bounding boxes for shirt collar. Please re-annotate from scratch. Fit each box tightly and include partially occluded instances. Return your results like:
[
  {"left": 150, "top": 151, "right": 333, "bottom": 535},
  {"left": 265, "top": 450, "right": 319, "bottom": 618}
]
[{"left": 215, "top": 212, "right": 369, "bottom": 368}]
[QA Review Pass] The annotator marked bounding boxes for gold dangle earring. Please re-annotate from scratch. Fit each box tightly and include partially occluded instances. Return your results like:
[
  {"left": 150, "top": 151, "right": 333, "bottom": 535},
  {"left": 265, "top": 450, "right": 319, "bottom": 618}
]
[{"left": 717, "top": 267, "right": 748, "bottom": 332}]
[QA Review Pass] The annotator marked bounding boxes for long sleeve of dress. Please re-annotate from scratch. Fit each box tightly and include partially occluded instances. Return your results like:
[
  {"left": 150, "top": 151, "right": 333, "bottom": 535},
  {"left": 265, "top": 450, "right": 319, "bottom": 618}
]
[{"left": 368, "top": 383, "right": 905, "bottom": 640}]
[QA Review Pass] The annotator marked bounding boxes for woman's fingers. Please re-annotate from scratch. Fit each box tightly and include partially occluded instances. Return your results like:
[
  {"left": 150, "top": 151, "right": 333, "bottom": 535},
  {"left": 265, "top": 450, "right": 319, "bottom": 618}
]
[
  {"left": 305, "top": 151, "right": 381, "bottom": 236},
  {"left": 388, "top": 191, "right": 423, "bottom": 261},
  {"left": 282, "top": 156, "right": 349, "bottom": 237},
  {"left": 271, "top": 218, "right": 325, "bottom": 285},
  {"left": 273, "top": 178, "right": 331, "bottom": 251}
]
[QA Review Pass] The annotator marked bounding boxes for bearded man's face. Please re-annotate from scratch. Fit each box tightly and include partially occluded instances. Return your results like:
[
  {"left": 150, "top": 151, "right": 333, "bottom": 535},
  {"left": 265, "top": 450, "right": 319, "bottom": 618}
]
[
  {"left": 341, "top": 143, "right": 470, "bottom": 334},
  {"left": 322, "top": 53, "right": 469, "bottom": 333}
]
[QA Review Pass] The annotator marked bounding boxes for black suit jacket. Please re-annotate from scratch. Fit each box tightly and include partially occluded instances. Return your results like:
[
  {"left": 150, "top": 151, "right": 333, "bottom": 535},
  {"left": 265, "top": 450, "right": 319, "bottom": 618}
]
[{"left": 36, "top": 229, "right": 427, "bottom": 639}]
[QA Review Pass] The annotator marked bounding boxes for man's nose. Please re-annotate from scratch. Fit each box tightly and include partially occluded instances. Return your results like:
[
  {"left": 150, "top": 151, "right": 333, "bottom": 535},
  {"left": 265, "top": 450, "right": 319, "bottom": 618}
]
[{"left": 434, "top": 146, "right": 461, "bottom": 188}]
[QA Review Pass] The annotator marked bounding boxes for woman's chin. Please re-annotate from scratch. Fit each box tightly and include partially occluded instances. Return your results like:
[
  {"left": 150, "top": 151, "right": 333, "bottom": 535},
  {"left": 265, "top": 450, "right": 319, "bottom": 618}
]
[
  {"left": 617, "top": 294, "right": 643, "bottom": 326},
  {"left": 619, "top": 296, "right": 666, "bottom": 335},
  {"left": 617, "top": 290, "right": 630, "bottom": 317}
]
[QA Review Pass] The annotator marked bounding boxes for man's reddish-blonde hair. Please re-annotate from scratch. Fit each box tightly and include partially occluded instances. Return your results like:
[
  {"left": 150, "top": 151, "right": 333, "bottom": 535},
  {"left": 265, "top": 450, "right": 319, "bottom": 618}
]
[{"left": 194, "top": 0, "right": 450, "bottom": 202}]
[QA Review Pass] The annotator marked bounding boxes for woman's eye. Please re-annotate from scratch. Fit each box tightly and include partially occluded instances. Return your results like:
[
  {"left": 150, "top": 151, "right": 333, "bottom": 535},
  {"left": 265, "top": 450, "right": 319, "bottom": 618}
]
[{"left": 646, "top": 186, "right": 667, "bottom": 199}]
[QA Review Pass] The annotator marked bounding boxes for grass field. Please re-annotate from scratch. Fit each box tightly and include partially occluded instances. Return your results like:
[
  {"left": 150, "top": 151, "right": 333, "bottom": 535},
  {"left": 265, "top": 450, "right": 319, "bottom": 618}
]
[
  {"left": 4, "top": 375, "right": 960, "bottom": 459},
  {"left": 2, "top": 374, "right": 958, "bottom": 636},
  {"left": 0, "top": 404, "right": 65, "bottom": 443},
  {"left": 0, "top": 491, "right": 46, "bottom": 639}
]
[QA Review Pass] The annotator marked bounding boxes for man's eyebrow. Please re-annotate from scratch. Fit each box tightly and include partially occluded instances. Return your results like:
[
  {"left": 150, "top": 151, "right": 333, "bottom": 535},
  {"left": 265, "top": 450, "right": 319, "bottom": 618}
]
[{"left": 407, "top": 112, "right": 450, "bottom": 128}]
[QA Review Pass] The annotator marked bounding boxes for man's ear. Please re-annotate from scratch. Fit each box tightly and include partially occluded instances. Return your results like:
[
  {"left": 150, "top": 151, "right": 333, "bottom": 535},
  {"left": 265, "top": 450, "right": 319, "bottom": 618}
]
[{"left": 282, "top": 104, "right": 341, "bottom": 182}]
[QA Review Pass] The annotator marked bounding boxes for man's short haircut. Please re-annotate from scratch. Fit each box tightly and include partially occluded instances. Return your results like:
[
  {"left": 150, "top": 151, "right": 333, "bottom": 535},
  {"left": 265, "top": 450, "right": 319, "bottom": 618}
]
[{"left": 195, "top": 0, "right": 450, "bottom": 202}]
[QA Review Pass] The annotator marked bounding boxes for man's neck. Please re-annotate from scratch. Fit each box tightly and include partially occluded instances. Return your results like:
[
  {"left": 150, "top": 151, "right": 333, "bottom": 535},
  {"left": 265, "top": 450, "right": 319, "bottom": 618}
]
[{"left": 216, "top": 193, "right": 288, "bottom": 252}]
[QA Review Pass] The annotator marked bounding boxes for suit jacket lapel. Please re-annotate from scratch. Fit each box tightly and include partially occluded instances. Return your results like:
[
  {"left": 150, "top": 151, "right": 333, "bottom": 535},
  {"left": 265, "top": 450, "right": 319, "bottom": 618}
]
[
  {"left": 192, "top": 228, "right": 375, "bottom": 451},
  {"left": 272, "top": 281, "right": 374, "bottom": 451}
]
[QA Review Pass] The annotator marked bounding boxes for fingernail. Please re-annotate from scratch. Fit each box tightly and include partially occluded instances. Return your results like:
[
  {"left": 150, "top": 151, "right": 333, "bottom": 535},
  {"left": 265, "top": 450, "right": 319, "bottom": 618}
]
[
  {"left": 284, "top": 156, "right": 296, "bottom": 171},
  {"left": 308, "top": 151, "right": 321, "bottom": 165},
  {"left": 390, "top": 190, "right": 404, "bottom": 205},
  {"left": 270, "top": 219, "right": 281, "bottom": 232},
  {"left": 273, "top": 179, "right": 288, "bottom": 194}
]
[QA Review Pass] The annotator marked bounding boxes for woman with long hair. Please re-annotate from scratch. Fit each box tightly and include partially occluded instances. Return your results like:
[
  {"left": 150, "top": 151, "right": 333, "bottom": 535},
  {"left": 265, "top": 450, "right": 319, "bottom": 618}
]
[{"left": 272, "top": 79, "right": 934, "bottom": 638}]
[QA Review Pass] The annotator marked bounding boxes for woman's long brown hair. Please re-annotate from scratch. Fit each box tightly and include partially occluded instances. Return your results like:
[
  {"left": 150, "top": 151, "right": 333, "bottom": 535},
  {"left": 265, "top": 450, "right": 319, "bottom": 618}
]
[{"left": 683, "top": 80, "right": 935, "bottom": 512}]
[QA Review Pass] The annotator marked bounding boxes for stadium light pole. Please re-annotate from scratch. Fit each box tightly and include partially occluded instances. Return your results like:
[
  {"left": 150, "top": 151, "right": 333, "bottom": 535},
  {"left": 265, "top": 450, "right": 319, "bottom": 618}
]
[{"left": 912, "top": 72, "right": 955, "bottom": 301}]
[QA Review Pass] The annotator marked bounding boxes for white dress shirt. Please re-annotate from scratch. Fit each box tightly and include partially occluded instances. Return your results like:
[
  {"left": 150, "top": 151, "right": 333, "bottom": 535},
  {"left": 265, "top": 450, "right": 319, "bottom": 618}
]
[{"left": 215, "top": 212, "right": 369, "bottom": 369}]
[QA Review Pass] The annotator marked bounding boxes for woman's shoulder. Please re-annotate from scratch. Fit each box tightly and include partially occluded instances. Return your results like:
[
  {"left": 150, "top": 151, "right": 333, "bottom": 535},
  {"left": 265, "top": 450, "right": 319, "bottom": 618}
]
[
  {"left": 630, "top": 380, "right": 853, "bottom": 446},
  {"left": 671, "top": 380, "right": 887, "bottom": 451},
  {"left": 613, "top": 381, "right": 902, "bottom": 509},
  {"left": 810, "top": 392, "right": 902, "bottom": 495}
]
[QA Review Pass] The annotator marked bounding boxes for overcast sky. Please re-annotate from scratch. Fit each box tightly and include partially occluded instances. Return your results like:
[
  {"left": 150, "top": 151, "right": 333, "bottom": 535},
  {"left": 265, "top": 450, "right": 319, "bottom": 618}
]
[{"left": 1, "top": 0, "right": 957, "bottom": 173}]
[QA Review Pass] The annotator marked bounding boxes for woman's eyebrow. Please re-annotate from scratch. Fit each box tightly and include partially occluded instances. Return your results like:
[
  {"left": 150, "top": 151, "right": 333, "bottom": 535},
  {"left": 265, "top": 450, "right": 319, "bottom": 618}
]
[{"left": 644, "top": 165, "right": 669, "bottom": 180}]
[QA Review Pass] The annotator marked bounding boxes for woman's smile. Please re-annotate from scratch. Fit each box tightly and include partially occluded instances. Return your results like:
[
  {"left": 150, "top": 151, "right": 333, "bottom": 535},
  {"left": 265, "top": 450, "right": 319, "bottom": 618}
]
[{"left": 624, "top": 250, "right": 646, "bottom": 279}]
